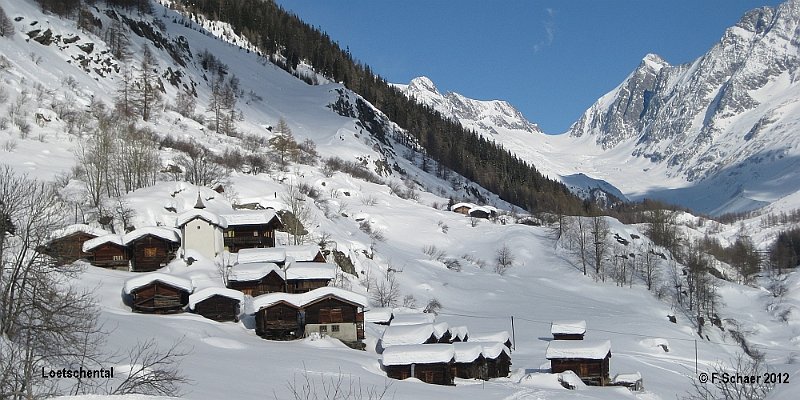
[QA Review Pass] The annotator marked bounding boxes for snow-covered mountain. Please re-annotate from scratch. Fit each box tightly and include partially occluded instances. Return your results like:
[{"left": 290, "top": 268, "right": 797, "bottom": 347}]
[
  {"left": 1, "top": 1, "right": 799, "bottom": 399},
  {"left": 569, "top": 0, "right": 800, "bottom": 214}
]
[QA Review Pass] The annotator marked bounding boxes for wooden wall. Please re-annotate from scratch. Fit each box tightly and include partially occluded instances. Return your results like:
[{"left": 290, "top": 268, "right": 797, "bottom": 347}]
[
  {"left": 194, "top": 295, "right": 240, "bottom": 322},
  {"left": 384, "top": 362, "right": 454, "bottom": 385},
  {"left": 130, "top": 235, "right": 178, "bottom": 272},
  {"left": 43, "top": 232, "right": 96, "bottom": 264},
  {"left": 550, "top": 355, "right": 609, "bottom": 385},
  {"left": 255, "top": 302, "right": 300, "bottom": 339},
  {"left": 90, "top": 243, "right": 129, "bottom": 269},
  {"left": 228, "top": 270, "right": 285, "bottom": 296},
  {"left": 130, "top": 282, "right": 189, "bottom": 313},
  {"left": 305, "top": 298, "right": 358, "bottom": 325}
]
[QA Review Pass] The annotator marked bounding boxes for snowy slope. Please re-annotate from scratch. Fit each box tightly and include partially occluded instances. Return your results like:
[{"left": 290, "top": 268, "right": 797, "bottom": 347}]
[{"left": 1, "top": 0, "right": 799, "bottom": 399}]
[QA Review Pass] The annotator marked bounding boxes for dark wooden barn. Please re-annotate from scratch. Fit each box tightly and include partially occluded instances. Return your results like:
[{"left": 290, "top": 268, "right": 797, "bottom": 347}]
[
  {"left": 453, "top": 343, "right": 485, "bottom": 379},
  {"left": 450, "top": 203, "right": 473, "bottom": 215},
  {"left": 221, "top": 211, "right": 283, "bottom": 253},
  {"left": 189, "top": 288, "right": 244, "bottom": 322},
  {"left": 40, "top": 225, "right": 106, "bottom": 264},
  {"left": 254, "top": 300, "right": 302, "bottom": 339},
  {"left": 382, "top": 344, "right": 456, "bottom": 385},
  {"left": 123, "top": 228, "right": 181, "bottom": 272},
  {"left": 482, "top": 343, "right": 512, "bottom": 378},
  {"left": 551, "top": 320, "right": 586, "bottom": 340},
  {"left": 468, "top": 208, "right": 490, "bottom": 219},
  {"left": 123, "top": 273, "right": 193, "bottom": 314},
  {"left": 546, "top": 340, "right": 612, "bottom": 386},
  {"left": 227, "top": 264, "right": 285, "bottom": 296},
  {"left": 284, "top": 263, "right": 337, "bottom": 293},
  {"left": 83, "top": 235, "right": 129, "bottom": 270}
]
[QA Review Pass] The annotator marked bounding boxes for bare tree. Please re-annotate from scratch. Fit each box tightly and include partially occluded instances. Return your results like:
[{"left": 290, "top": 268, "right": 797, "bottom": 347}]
[
  {"left": 175, "top": 144, "right": 228, "bottom": 187},
  {"left": 590, "top": 216, "right": 610, "bottom": 281},
  {"left": 494, "top": 244, "right": 515, "bottom": 275},
  {"left": 281, "top": 182, "right": 312, "bottom": 245},
  {"left": 269, "top": 118, "right": 299, "bottom": 171},
  {"left": 110, "top": 339, "right": 191, "bottom": 396},
  {"left": 0, "top": 6, "right": 14, "bottom": 37},
  {"left": 132, "top": 45, "right": 162, "bottom": 121},
  {"left": 280, "top": 368, "right": 392, "bottom": 400},
  {"left": 370, "top": 271, "right": 400, "bottom": 308},
  {"left": 641, "top": 248, "right": 660, "bottom": 291},
  {"left": 569, "top": 216, "right": 590, "bottom": 276},
  {"left": 684, "top": 353, "right": 774, "bottom": 400}
]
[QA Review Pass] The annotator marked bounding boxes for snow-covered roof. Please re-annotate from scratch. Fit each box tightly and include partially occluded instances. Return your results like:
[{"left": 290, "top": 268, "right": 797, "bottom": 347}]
[
  {"left": 220, "top": 210, "right": 280, "bottom": 226},
  {"left": 235, "top": 248, "right": 286, "bottom": 264},
  {"left": 188, "top": 287, "right": 245, "bottom": 310},
  {"left": 389, "top": 313, "right": 436, "bottom": 326},
  {"left": 48, "top": 224, "right": 109, "bottom": 241},
  {"left": 123, "top": 273, "right": 194, "bottom": 295},
  {"left": 449, "top": 326, "right": 469, "bottom": 341},
  {"left": 365, "top": 308, "right": 393, "bottom": 323},
  {"left": 380, "top": 324, "right": 437, "bottom": 347},
  {"left": 470, "top": 331, "right": 510, "bottom": 344},
  {"left": 545, "top": 339, "right": 611, "bottom": 360},
  {"left": 551, "top": 320, "right": 587, "bottom": 335},
  {"left": 175, "top": 208, "right": 228, "bottom": 228},
  {"left": 469, "top": 206, "right": 492, "bottom": 215},
  {"left": 286, "top": 263, "right": 336, "bottom": 280},
  {"left": 451, "top": 202, "right": 476, "bottom": 211},
  {"left": 283, "top": 245, "right": 324, "bottom": 262},
  {"left": 122, "top": 226, "right": 181, "bottom": 245},
  {"left": 228, "top": 262, "right": 281, "bottom": 282},
  {"left": 381, "top": 344, "right": 455, "bottom": 366},
  {"left": 82, "top": 234, "right": 124, "bottom": 252},
  {"left": 477, "top": 342, "right": 511, "bottom": 359},
  {"left": 433, "top": 322, "right": 450, "bottom": 339},
  {"left": 252, "top": 287, "right": 367, "bottom": 311},
  {"left": 453, "top": 342, "right": 483, "bottom": 363}
]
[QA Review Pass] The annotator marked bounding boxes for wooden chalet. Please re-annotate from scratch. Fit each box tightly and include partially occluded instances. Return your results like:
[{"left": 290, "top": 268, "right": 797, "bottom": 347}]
[
  {"left": 40, "top": 224, "right": 107, "bottom": 264},
  {"left": 82, "top": 234, "right": 129, "bottom": 270},
  {"left": 450, "top": 202, "right": 474, "bottom": 215},
  {"left": 480, "top": 342, "right": 512, "bottom": 378},
  {"left": 189, "top": 287, "right": 244, "bottom": 322},
  {"left": 252, "top": 287, "right": 367, "bottom": 349},
  {"left": 123, "top": 273, "right": 193, "bottom": 314},
  {"left": 285, "top": 262, "right": 337, "bottom": 293},
  {"left": 227, "top": 263, "right": 285, "bottom": 297},
  {"left": 221, "top": 211, "right": 283, "bottom": 253},
  {"left": 382, "top": 344, "right": 456, "bottom": 385},
  {"left": 546, "top": 339, "right": 612, "bottom": 386},
  {"left": 452, "top": 342, "right": 485, "bottom": 379},
  {"left": 551, "top": 320, "right": 586, "bottom": 340},
  {"left": 123, "top": 227, "right": 181, "bottom": 272},
  {"left": 468, "top": 207, "right": 491, "bottom": 219}
]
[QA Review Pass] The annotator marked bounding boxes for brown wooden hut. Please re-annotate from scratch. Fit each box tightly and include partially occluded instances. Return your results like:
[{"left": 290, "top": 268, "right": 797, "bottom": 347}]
[
  {"left": 83, "top": 235, "right": 129, "bottom": 270},
  {"left": 304, "top": 292, "right": 364, "bottom": 348},
  {"left": 123, "top": 273, "right": 193, "bottom": 314},
  {"left": 481, "top": 342, "right": 512, "bottom": 378},
  {"left": 221, "top": 211, "right": 283, "bottom": 252},
  {"left": 450, "top": 203, "right": 474, "bottom": 215},
  {"left": 382, "top": 344, "right": 456, "bottom": 385},
  {"left": 285, "top": 263, "right": 337, "bottom": 293},
  {"left": 123, "top": 228, "right": 181, "bottom": 272},
  {"left": 227, "top": 263, "right": 285, "bottom": 296},
  {"left": 453, "top": 343, "right": 485, "bottom": 379},
  {"left": 546, "top": 340, "right": 611, "bottom": 386},
  {"left": 189, "top": 288, "right": 244, "bottom": 322},
  {"left": 551, "top": 320, "right": 586, "bottom": 340},
  {"left": 40, "top": 225, "right": 107, "bottom": 264},
  {"left": 254, "top": 300, "right": 302, "bottom": 339}
]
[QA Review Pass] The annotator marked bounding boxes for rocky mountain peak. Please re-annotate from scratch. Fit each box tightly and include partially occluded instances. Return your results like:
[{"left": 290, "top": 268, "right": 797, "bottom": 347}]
[{"left": 408, "top": 76, "right": 439, "bottom": 94}]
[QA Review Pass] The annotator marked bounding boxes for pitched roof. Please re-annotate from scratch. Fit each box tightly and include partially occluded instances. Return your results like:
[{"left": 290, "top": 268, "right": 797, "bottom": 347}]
[
  {"left": 82, "top": 234, "right": 124, "bottom": 252},
  {"left": 364, "top": 307, "right": 393, "bottom": 324},
  {"left": 122, "top": 227, "right": 181, "bottom": 245},
  {"left": 188, "top": 287, "right": 245, "bottom": 310},
  {"left": 449, "top": 325, "right": 469, "bottom": 341},
  {"left": 227, "top": 262, "right": 282, "bottom": 282},
  {"left": 252, "top": 287, "right": 367, "bottom": 311},
  {"left": 551, "top": 320, "right": 587, "bottom": 335},
  {"left": 283, "top": 245, "right": 325, "bottom": 262},
  {"left": 381, "top": 344, "right": 455, "bottom": 366},
  {"left": 123, "top": 273, "right": 194, "bottom": 295},
  {"left": 175, "top": 208, "right": 227, "bottom": 228},
  {"left": 235, "top": 248, "right": 286, "bottom": 264},
  {"left": 453, "top": 342, "right": 484, "bottom": 363},
  {"left": 380, "top": 324, "right": 437, "bottom": 347},
  {"left": 470, "top": 331, "right": 510, "bottom": 344},
  {"left": 220, "top": 210, "right": 281, "bottom": 227},
  {"left": 48, "top": 224, "right": 109, "bottom": 241},
  {"left": 546, "top": 339, "right": 611, "bottom": 360},
  {"left": 285, "top": 263, "right": 337, "bottom": 280},
  {"left": 476, "top": 341, "right": 511, "bottom": 359}
]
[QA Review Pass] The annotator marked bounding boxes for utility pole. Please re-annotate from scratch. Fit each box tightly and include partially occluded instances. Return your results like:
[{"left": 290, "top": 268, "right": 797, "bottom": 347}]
[{"left": 511, "top": 315, "right": 516, "bottom": 352}]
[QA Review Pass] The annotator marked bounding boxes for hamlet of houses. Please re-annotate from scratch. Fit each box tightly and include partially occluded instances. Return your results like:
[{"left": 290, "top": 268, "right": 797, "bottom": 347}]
[{"left": 41, "top": 194, "right": 646, "bottom": 390}]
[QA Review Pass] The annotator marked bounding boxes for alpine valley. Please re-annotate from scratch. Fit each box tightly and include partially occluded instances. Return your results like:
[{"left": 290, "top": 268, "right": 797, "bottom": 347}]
[{"left": 0, "top": 1, "right": 799, "bottom": 400}]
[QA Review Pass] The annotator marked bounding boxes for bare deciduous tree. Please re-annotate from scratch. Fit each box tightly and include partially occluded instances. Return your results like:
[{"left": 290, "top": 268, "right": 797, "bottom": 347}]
[
  {"left": 684, "top": 353, "right": 774, "bottom": 400},
  {"left": 370, "top": 271, "right": 400, "bottom": 308},
  {"left": 494, "top": 244, "right": 515, "bottom": 275}
]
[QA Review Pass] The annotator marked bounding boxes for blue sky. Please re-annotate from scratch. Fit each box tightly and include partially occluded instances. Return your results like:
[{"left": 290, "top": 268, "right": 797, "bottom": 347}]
[{"left": 276, "top": 0, "right": 784, "bottom": 133}]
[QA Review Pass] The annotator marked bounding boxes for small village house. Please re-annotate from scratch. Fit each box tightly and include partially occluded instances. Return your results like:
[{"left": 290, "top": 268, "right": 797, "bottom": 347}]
[
  {"left": 254, "top": 297, "right": 302, "bottom": 340},
  {"left": 452, "top": 342, "right": 484, "bottom": 379},
  {"left": 176, "top": 206, "right": 227, "bottom": 262},
  {"left": 450, "top": 202, "right": 475, "bottom": 215},
  {"left": 551, "top": 320, "right": 587, "bottom": 340},
  {"left": 226, "top": 263, "right": 285, "bottom": 296},
  {"left": 82, "top": 234, "right": 130, "bottom": 270},
  {"left": 284, "top": 262, "right": 337, "bottom": 293},
  {"left": 381, "top": 344, "right": 456, "bottom": 385},
  {"left": 188, "top": 287, "right": 244, "bottom": 322},
  {"left": 123, "top": 273, "right": 193, "bottom": 314},
  {"left": 39, "top": 224, "right": 107, "bottom": 264},
  {"left": 221, "top": 210, "right": 283, "bottom": 252},
  {"left": 123, "top": 227, "right": 181, "bottom": 272},
  {"left": 480, "top": 341, "right": 512, "bottom": 378},
  {"left": 546, "top": 339, "right": 612, "bottom": 386}
]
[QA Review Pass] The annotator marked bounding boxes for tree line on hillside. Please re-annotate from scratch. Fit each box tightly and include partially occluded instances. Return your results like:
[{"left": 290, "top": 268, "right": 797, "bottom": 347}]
[{"left": 171, "top": 0, "right": 589, "bottom": 215}]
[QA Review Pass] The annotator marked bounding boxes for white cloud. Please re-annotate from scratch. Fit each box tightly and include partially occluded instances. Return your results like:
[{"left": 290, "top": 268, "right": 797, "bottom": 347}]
[{"left": 533, "top": 8, "right": 556, "bottom": 53}]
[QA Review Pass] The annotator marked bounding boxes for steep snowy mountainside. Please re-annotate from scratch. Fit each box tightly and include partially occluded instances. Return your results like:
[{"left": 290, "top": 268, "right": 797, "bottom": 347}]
[
  {"left": 396, "top": 77, "right": 629, "bottom": 203},
  {"left": 568, "top": 0, "right": 800, "bottom": 214}
]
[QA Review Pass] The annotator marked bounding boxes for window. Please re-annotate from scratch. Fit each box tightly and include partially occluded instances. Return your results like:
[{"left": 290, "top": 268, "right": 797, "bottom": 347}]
[
  {"left": 144, "top": 247, "right": 157, "bottom": 257},
  {"left": 330, "top": 308, "right": 343, "bottom": 323},
  {"left": 319, "top": 325, "right": 327, "bottom": 333},
  {"left": 112, "top": 255, "right": 124, "bottom": 261},
  {"left": 331, "top": 325, "right": 340, "bottom": 332},
  {"left": 253, "top": 231, "right": 258, "bottom": 237},
  {"left": 224, "top": 230, "right": 235, "bottom": 238}
]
